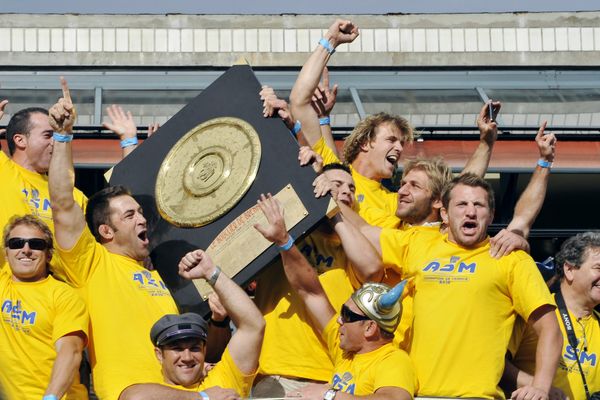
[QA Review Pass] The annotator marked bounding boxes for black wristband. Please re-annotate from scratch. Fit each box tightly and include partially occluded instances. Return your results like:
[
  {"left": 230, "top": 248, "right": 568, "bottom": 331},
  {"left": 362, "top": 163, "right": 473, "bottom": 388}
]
[{"left": 210, "top": 317, "right": 231, "bottom": 328}]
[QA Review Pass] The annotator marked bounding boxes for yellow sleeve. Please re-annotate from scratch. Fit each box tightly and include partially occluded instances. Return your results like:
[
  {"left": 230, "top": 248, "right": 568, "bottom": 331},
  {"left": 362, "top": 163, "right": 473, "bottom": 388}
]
[
  {"left": 54, "top": 225, "right": 103, "bottom": 287},
  {"left": 361, "top": 205, "right": 401, "bottom": 229},
  {"left": 200, "top": 348, "right": 257, "bottom": 397},
  {"left": 507, "top": 253, "right": 554, "bottom": 321},
  {"left": 323, "top": 315, "right": 342, "bottom": 364},
  {"left": 312, "top": 137, "right": 341, "bottom": 166},
  {"left": 51, "top": 283, "right": 89, "bottom": 344},
  {"left": 372, "top": 350, "right": 415, "bottom": 397},
  {"left": 379, "top": 228, "right": 414, "bottom": 275}
]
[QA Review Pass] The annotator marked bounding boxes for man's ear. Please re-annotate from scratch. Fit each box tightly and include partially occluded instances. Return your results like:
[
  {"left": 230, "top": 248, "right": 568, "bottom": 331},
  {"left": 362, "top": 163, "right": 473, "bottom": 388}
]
[
  {"left": 432, "top": 198, "right": 442, "bottom": 212},
  {"left": 563, "top": 261, "right": 577, "bottom": 283},
  {"left": 440, "top": 207, "right": 449, "bottom": 225},
  {"left": 363, "top": 321, "right": 378, "bottom": 339},
  {"left": 359, "top": 139, "right": 372, "bottom": 152},
  {"left": 154, "top": 347, "right": 163, "bottom": 363},
  {"left": 12, "top": 133, "right": 28, "bottom": 151},
  {"left": 98, "top": 224, "right": 114, "bottom": 241}
]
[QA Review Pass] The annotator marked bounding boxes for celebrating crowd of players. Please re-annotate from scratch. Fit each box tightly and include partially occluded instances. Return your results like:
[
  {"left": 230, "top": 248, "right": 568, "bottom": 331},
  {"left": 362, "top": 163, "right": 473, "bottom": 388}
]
[{"left": 1, "top": 18, "right": 598, "bottom": 400}]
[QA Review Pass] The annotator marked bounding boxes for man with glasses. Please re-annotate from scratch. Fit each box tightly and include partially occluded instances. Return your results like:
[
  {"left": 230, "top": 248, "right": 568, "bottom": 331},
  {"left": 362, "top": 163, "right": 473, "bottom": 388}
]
[
  {"left": 0, "top": 214, "right": 88, "bottom": 400},
  {"left": 254, "top": 194, "right": 415, "bottom": 400}
]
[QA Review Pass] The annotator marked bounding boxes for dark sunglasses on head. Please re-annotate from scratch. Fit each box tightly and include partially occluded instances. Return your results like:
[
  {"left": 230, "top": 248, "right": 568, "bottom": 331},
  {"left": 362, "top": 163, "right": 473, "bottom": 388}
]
[
  {"left": 7, "top": 237, "right": 49, "bottom": 251},
  {"left": 340, "top": 304, "right": 370, "bottom": 324}
]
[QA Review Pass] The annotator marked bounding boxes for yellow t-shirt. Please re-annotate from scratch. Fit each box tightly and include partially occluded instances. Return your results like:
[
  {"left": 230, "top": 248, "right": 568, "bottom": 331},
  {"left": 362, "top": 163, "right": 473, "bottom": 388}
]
[
  {"left": 0, "top": 270, "right": 89, "bottom": 400},
  {"left": 511, "top": 295, "right": 600, "bottom": 400},
  {"left": 323, "top": 316, "right": 415, "bottom": 397},
  {"left": 380, "top": 227, "right": 554, "bottom": 399},
  {"left": 0, "top": 150, "right": 87, "bottom": 272},
  {"left": 163, "top": 347, "right": 256, "bottom": 397},
  {"left": 54, "top": 226, "right": 178, "bottom": 400},
  {"left": 255, "top": 232, "right": 357, "bottom": 382},
  {"left": 313, "top": 137, "right": 399, "bottom": 225}
]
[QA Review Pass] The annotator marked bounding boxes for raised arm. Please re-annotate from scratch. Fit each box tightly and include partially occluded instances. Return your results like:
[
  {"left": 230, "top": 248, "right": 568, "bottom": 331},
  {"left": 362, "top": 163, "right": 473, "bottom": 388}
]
[
  {"left": 253, "top": 194, "right": 335, "bottom": 332},
  {"left": 178, "top": 250, "right": 265, "bottom": 375},
  {"left": 461, "top": 100, "right": 500, "bottom": 177},
  {"left": 0, "top": 99, "right": 8, "bottom": 139},
  {"left": 511, "top": 305, "right": 562, "bottom": 400},
  {"left": 44, "top": 333, "right": 86, "bottom": 399},
  {"left": 311, "top": 67, "right": 339, "bottom": 154},
  {"left": 330, "top": 203, "right": 385, "bottom": 282},
  {"left": 489, "top": 122, "right": 556, "bottom": 258},
  {"left": 103, "top": 104, "right": 139, "bottom": 158},
  {"left": 48, "top": 78, "right": 86, "bottom": 251},
  {"left": 507, "top": 122, "right": 556, "bottom": 237},
  {"left": 289, "top": 20, "right": 358, "bottom": 147}
]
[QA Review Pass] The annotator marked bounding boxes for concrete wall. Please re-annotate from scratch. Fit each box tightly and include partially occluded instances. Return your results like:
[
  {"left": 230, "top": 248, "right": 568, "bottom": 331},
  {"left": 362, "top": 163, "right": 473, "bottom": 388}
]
[{"left": 0, "top": 12, "right": 599, "bottom": 66}]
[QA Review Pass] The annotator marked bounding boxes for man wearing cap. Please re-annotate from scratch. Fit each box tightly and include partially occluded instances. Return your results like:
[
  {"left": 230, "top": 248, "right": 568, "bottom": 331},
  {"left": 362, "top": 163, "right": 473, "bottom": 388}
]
[
  {"left": 333, "top": 173, "right": 562, "bottom": 399},
  {"left": 120, "top": 249, "right": 265, "bottom": 400},
  {"left": 254, "top": 194, "right": 415, "bottom": 400},
  {"left": 0, "top": 214, "right": 88, "bottom": 400}
]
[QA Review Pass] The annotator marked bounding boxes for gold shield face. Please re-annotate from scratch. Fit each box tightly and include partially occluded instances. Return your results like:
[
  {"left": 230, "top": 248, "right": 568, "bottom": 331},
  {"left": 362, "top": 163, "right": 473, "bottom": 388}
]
[{"left": 155, "top": 117, "right": 261, "bottom": 227}]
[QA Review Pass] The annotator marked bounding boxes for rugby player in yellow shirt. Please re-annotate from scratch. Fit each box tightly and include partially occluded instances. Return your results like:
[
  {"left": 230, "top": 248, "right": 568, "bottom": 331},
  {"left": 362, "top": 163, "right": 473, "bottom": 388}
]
[
  {"left": 255, "top": 194, "right": 416, "bottom": 400},
  {"left": 47, "top": 78, "right": 179, "bottom": 400},
  {"left": 120, "top": 249, "right": 265, "bottom": 400},
  {"left": 333, "top": 173, "right": 562, "bottom": 399}
]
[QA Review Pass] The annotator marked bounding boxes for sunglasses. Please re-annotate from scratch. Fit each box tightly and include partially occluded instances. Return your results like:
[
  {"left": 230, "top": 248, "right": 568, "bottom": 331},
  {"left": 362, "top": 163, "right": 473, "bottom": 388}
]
[
  {"left": 340, "top": 304, "right": 370, "bottom": 324},
  {"left": 7, "top": 237, "right": 49, "bottom": 251}
]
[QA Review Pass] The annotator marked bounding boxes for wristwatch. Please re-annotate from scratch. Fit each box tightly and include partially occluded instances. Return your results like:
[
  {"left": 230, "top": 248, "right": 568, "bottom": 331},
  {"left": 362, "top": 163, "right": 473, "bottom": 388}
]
[{"left": 323, "top": 388, "right": 338, "bottom": 400}]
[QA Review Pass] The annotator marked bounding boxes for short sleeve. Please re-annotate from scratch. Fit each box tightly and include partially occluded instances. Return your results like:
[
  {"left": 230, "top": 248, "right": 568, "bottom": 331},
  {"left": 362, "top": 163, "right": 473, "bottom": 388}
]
[
  {"left": 200, "top": 347, "right": 257, "bottom": 397},
  {"left": 379, "top": 228, "right": 413, "bottom": 275},
  {"left": 54, "top": 225, "right": 103, "bottom": 287},
  {"left": 322, "top": 315, "right": 342, "bottom": 364},
  {"left": 52, "top": 285, "right": 89, "bottom": 344},
  {"left": 508, "top": 254, "right": 554, "bottom": 321},
  {"left": 313, "top": 137, "right": 341, "bottom": 166},
  {"left": 372, "top": 350, "right": 415, "bottom": 396}
]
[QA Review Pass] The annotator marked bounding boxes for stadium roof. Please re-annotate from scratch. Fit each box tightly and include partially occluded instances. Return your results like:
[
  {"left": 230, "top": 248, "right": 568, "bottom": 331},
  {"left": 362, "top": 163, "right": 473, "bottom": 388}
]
[{"left": 0, "top": 0, "right": 598, "bottom": 15}]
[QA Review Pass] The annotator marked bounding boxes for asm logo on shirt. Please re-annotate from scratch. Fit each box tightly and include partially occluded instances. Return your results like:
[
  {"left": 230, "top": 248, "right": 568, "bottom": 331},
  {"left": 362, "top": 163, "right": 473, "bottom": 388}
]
[
  {"left": 332, "top": 372, "right": 355, "bottom": 394},
  {"left": 300, "top": 244, "right": 334, "bottom": 269},
  {"left": 422, "top": 256, "right": 476, "bottom": 274},
  {"left": 564, "top": 344, "right": 597, "bottom": 366},
  {"left": 22, "top": 188, "right": 52, "bottom": 216},
  {"left": 132, "top": 270, "right": 169, "bottom": 296},
  {"left": 1, "top": 299, "right": 36, "bottom": 332}
]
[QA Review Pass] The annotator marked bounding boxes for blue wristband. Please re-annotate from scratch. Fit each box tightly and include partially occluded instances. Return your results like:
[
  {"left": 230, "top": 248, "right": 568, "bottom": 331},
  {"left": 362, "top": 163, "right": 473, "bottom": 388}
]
[
  {"left": 319, "top": 116, "right": 331, "bottom": 126},
  {"left": 120, "top": 137, "right": 139, "bottom": 148},
  {"left": 52, "top": 132, "right": 73, "bottom": 143},
  {"left": 290, "top": 120, "right": 302, "bottom": 137},
  {"left": 318, "top": 38, "right": 335, "bottom": 55},
  {"left": 537, "top": 159, "right": 552, "bottom": 169},
  {"left": 277, "top": 235, "right": 295, "bottom": 251},
  {"left": 43, "top": 395, "right": 58, "bottom": 400},
  {"left": 198, "top": 391, "right": 210, "bottom": 400}
]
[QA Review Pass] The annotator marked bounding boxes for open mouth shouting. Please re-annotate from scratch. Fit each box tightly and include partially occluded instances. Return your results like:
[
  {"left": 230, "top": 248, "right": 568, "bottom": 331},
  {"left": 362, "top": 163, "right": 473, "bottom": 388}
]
[
  {"left": 137, "top": 229, "right": 149, "bottom": 246},
  {"left": 386, "top": 154, "right": 399, "bottom": 169},
  {"left": 461, "top": 220, "right": 478, "bottom": 236}
]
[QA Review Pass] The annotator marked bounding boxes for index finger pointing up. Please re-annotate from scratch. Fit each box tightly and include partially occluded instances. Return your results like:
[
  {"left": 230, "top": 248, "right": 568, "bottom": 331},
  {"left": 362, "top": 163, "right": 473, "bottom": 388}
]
[{"left": 60, "top": 76, "right": 72, "bottom": 102}]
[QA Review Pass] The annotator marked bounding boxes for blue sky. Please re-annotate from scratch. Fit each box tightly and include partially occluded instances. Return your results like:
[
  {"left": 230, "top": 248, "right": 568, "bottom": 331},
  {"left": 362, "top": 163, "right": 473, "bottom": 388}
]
[{"left": 1, "top": 0, "right": 598, "bottom": 14}]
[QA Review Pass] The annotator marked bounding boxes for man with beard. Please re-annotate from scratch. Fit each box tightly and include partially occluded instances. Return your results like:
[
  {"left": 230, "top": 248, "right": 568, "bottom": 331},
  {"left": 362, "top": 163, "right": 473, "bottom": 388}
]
[{"left": 333, "top": 174, "right": 562, "bottom": 399}]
